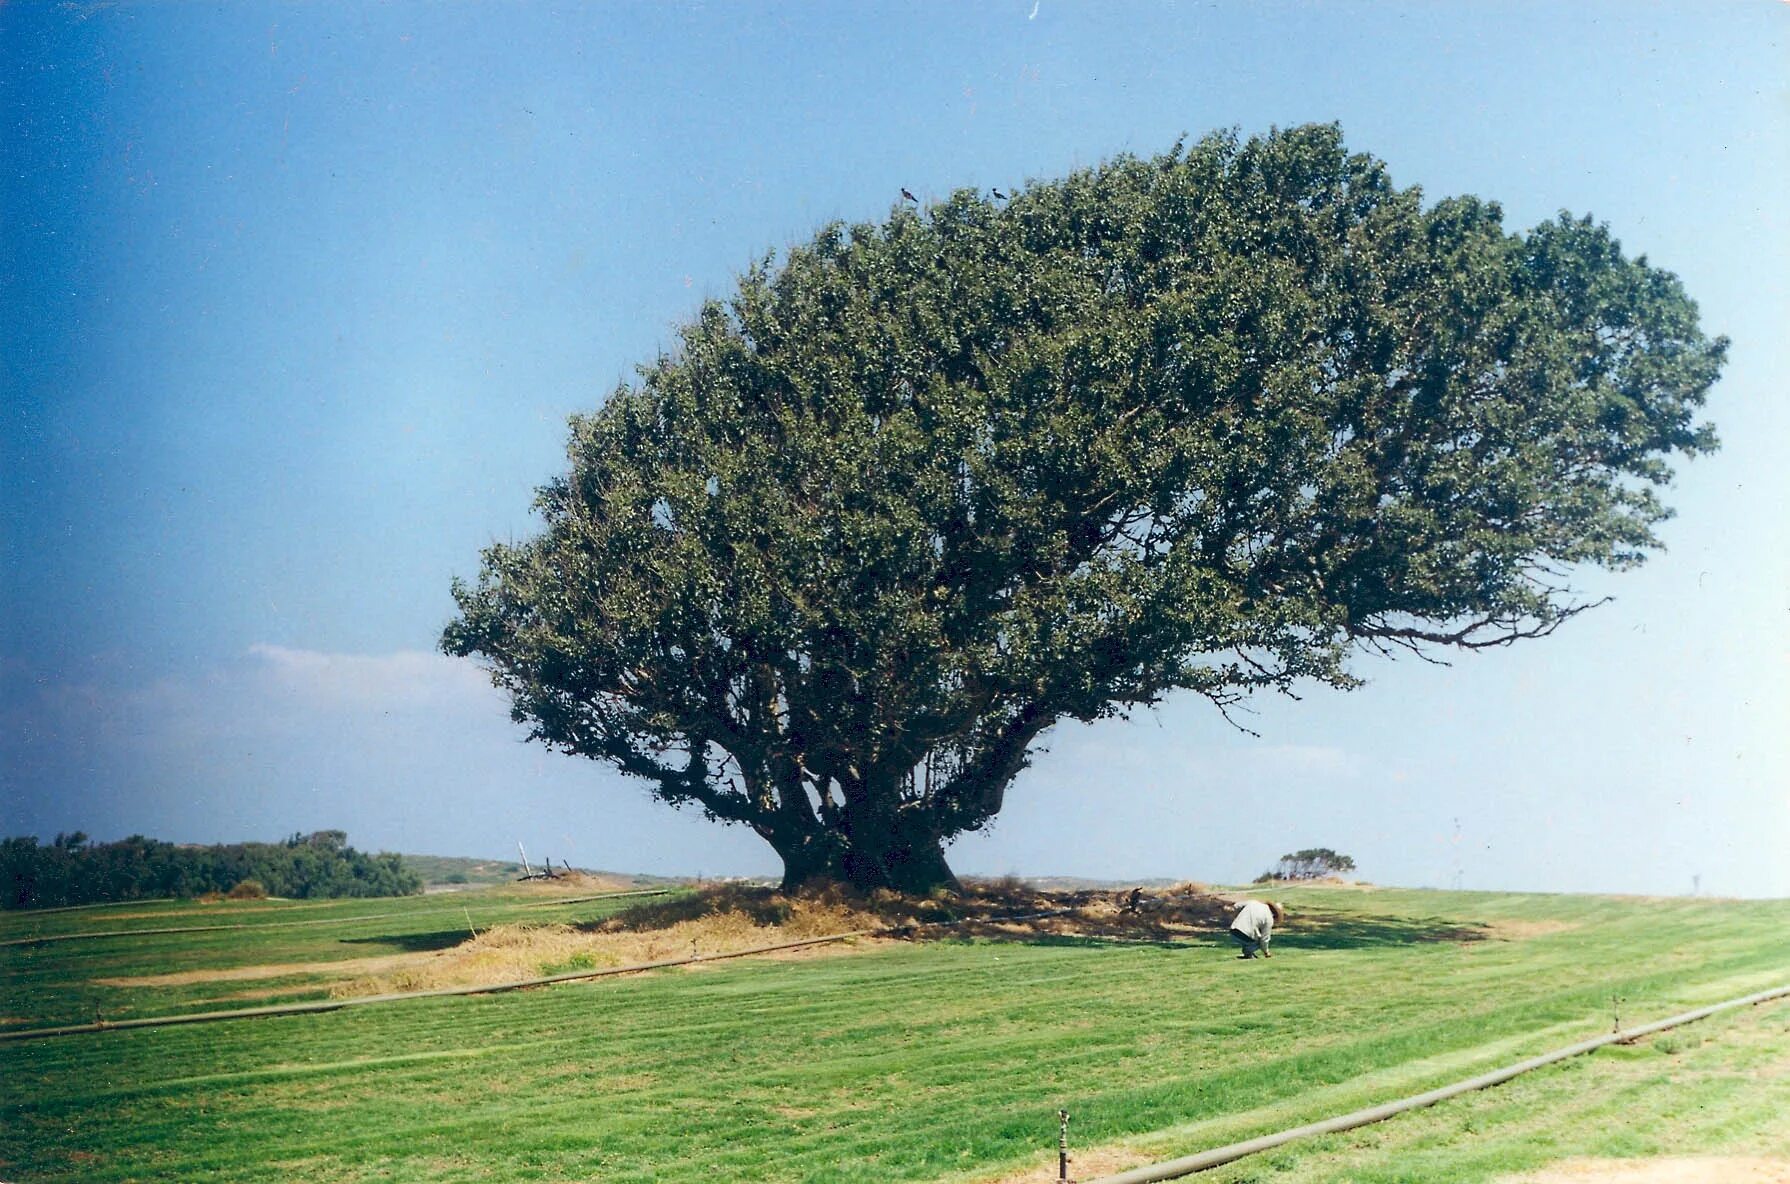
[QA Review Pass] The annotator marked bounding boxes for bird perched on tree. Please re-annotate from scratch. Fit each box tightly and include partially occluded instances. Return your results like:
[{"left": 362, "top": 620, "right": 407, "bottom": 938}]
[
  {"left": 992, "top": 188, "right": 1007, "bottom": 200},
  {"left": 901, "top": 187, "right": 917, "bottom": 202}
]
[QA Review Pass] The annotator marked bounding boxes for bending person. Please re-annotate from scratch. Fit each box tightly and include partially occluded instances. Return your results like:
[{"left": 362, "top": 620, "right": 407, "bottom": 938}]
[{"left": 1229, "top": 898, "right": 1285, "bottom": 959}]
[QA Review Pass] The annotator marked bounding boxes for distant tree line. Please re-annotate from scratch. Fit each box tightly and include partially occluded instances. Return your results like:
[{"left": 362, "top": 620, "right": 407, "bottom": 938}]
[
  {"left": 0, "top": 830, "right": 422, "bottom": 909},
  {"left": 1258, "top": 848, "right": 1357, "bottom": 882}
]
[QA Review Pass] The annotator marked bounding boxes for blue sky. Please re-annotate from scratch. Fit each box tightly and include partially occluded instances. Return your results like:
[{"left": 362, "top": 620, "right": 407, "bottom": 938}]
[{"left": 4, "top": 1, "right": 1786, "bottom": 896}]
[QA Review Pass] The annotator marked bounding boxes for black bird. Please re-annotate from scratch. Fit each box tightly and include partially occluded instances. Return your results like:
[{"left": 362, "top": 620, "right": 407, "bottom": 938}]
[
  {"left": 901, "top": 187, "right": 917, "bottom": 202},
  {"left": 992, "top": 188, "right": 1006, "bottom": 200}
]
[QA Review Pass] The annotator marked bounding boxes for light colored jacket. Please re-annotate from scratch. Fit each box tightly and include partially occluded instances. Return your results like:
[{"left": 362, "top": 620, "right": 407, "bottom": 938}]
[{"left": 1230, "top": 899, "right": 1275, "bottom": 944}]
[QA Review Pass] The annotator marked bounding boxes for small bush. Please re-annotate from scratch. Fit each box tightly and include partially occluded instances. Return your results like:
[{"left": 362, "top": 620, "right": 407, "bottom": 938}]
[
  {"left": 541, "top": 951, "right": 598, "bottom": 976},
  {"left": 226, "top": 879, "right": 268, "bottom": 900},
  {"left": 444, "top": 872, "right": 469, "bottom": 884},
  {"left": 1654, "top": 1031, "right": 1705, "bottom": 1056}
]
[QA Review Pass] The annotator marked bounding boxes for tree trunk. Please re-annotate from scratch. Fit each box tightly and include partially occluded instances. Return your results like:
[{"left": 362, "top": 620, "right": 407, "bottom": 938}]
[
  {"left": 764, "top": 808, "right": 961, "bottom": 895},
  {"left": 839, "top": 830, "right": 961, "bottom": 895},
  {"left": 838, "top": 795, "right": 963, "bottom": 894},
  {"left": 763, "top": 827, "right": 843, "bottom": 892}
]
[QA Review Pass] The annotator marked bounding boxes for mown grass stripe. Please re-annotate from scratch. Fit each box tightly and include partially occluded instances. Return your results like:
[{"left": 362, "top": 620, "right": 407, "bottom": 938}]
[
  {"left": 0, "top": 888, "right": 676, "bottom": 947},
  {"left": 1, "top": 913, "right": 1066, "bottom": 1042},
  {"left": 1086, "top": 985, "right": 1790, "bottom": 1184}
]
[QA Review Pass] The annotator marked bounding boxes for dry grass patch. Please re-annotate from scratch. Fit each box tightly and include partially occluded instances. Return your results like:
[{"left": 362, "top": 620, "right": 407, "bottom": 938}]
[
  {"left": 1483, "top": 918, "right": 1582, "bottom": 940},
  {"left": 94, "top": 953, "right": 433, "bottom": 988},
  {"left": 330, "top": 886, "right": 896, "bottom": 996},
  {"left": 58, "top": 903, "right": 264, "bottom": 921},
  {"left": 975, "top": 1145, "right": 1154, "bottom": 1184},
  {"left": 212, "top": 984, "right": 345, "bottom": 1003},
  {"left": 513, "top": 871, "right": 637, "bottom": 895},
  {"left": 596, "top": 882, "right": 890, "bottom": 934},
  {"left": 1501, "top": 1158, "right": 1790, "bottom": 1183},
  {"left": 322, "top": 881, "right": 1240, "bottom": 998}
]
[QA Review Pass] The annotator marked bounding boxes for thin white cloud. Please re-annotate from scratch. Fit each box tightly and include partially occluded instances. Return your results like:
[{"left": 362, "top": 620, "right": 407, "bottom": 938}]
[
  {"left": 245, "top": 644, "right": 496, "bottom": 709},
  {"left": 1041, "top": 713, "right": 1364, "bottom": 783}
]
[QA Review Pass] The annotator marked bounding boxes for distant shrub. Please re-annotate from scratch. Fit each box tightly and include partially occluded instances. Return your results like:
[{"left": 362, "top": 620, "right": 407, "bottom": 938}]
[
  {"left": 444, "top": 872, "right": 469, "bottom": 884},
  {"left": 1258, "top": 848, "right": 1357, "bottom": 882},
  {"left": 0, "top": 831, "right": 423, "bottom": 909},
  {"left": 227, "top": 879, "right": 268, "bottom": 900}
]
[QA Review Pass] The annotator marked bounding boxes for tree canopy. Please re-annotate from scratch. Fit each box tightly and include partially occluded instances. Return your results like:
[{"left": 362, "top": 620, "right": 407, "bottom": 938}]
[
  {"left": 0, "top": 831, "right": 421, "bottom": 909},
  {"left": 444, "top": 124, "right": 1725, "bottom": 893},
  {"left": 1260, "top": 848, "right": 1358, "bottom": 882}
]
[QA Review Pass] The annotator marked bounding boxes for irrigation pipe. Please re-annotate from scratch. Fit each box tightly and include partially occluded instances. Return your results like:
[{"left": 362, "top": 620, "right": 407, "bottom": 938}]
[
  {"left": 0, "top": 889, "right": 673, "bottom": 948},
  {"left": 1082, "top": 982, "right": 1790, "bottom": 1184},
  {"left": 0, "top": 909, "right": 1068, "bottom": 1043},
  {"left": 523, "top": 888, "right": 671, "bottom": 907}
]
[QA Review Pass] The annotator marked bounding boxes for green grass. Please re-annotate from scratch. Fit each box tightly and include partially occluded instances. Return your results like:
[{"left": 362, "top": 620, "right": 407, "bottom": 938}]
[
  {"left": 0, "top": 884, "right": 667, "bottom": 1028},
  {"left": 3, "top": 885, "right": 1788, "bottom": 1183},
  {"left": 1184, "top": 1001, "right": 1790, "bottom": 1183}
]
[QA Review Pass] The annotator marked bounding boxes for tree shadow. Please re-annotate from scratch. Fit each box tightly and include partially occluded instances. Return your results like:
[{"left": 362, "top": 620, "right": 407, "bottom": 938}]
[
  {"left": 984, "top": 931, "right": 1203, "bottom": 950},
  {"left": 919, "top": 895, "right": 1488, "bottom": 951},
  {"left": 336, "top": 884, "right": 1489, "bottom": 960},
  {"left": 339, "top": 929, "right": 474, "bottom": 953},
  {"left": 575, "top": 883, "right": 810, "bottom": 933},
  {"left": 1274, "top": 909, "right": 1487, "bottom": 949}
]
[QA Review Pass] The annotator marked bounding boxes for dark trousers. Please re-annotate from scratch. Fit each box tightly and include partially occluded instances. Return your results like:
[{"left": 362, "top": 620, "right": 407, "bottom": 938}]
[{"left": 1231, "top": 929, "right": 1263, "bottom": 958}]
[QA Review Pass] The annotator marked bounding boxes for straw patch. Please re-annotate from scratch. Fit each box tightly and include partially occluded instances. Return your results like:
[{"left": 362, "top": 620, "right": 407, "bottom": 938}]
[
  {"left": 94, "top": 953, "right": 430, "bottom": 988},
  {"left": 511, "top": 871, "right": 637, "bottom": 895},
  {"left": 1502, "top": 1158, "right": 1790, "bottom": 1183},
  {"left": 330, "top": 889, "right": 894, "bottom": 996},
  {"left": 211, "top": 984, "right": 343, "bottom": 1003},
  {"left": 975, "top": 1145, "right": 1153, "bottom": 1184},
  {"left": 1481, "top": 919, "right": 1580, "bottom": 940}
]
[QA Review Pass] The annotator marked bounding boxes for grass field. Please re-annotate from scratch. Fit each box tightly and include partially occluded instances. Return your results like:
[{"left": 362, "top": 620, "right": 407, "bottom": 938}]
[
  {"left": 3, "top": 884, "right": 1787, "bottom": 1183},
  {"left": 0, "top": 881, "right": 665, "bottom": 1029}
]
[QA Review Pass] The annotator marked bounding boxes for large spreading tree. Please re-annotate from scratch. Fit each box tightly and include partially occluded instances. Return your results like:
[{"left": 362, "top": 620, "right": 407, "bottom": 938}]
[{"left": 444, "top": 125, "right": 1725, "bottom": 893}]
